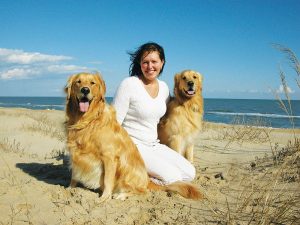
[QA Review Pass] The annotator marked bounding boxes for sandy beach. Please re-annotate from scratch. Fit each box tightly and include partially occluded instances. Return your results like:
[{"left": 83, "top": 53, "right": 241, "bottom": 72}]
[{"left": 0, "top": 107, "right": 299, "bottom": 224}]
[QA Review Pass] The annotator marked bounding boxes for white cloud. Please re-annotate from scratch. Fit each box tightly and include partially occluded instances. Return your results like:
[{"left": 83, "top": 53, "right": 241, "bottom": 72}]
[
  {"left": 0, "top": 48, "right": 92, "bottom": 80},
  {"left": 277, "top": 84, "right": 294, "bottom": 94},
  {"left": 0, "top": 64, "right": 92, "bottom": 80},
  {"left": 47, "top": 64, "right": 90, "bottom": 73},
  {"left": 0, "top": 68, "right": 40, "bottom": 79},
  {"left": 0, "top": 48, "right": 72, "bottom": 64}
]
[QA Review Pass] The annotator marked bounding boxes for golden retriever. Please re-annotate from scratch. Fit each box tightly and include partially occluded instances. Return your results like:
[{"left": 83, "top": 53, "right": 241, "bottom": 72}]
[
  {"left": 65, "top": 72, "right": 202, "bottom": 201},
  {"left": 158, "top": 70, "right": 204, "bottom": 163}
]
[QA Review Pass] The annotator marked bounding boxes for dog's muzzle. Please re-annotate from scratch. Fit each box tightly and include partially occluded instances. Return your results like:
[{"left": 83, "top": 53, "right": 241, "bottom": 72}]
[
  {"left": 78, "top": 87, "right": 91, "bottom": 112},
  {"left": 185, "top": 81, "right": 196, "bottom": 96},
  {"left": 81, "top": 87, "right": 90, "bottom": 95}
]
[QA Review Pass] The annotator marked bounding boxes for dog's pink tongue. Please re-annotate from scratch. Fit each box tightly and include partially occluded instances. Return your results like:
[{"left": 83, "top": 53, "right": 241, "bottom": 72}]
[{"left": 79, "top": 102, "right": 89, "bottom": 112}]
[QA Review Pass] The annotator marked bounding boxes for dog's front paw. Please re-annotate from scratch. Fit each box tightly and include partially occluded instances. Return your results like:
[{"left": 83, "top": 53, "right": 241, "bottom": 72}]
[
  {"left": 112, "top": 192, "right": 131, "bottom": 200},
  {"left": 70, "top": 179, "right": 78, "bottom": 188},
  {"left": 99, "top": 192, "right": 112, "bottom": 203}
]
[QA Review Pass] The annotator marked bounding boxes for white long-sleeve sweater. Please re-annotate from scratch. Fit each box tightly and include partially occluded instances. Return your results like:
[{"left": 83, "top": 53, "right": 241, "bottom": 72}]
[
  {"left": 112, "top": 76, "right": 170, "bottom": 145},
  {"left": 112, "top": 76, "right": 195, "bottom": 185}
]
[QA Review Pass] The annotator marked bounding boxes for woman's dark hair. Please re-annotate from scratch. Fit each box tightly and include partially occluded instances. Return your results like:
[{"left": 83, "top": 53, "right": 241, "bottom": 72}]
[{"left": 128, "top": 42, "right": 165, "bottom": 77}]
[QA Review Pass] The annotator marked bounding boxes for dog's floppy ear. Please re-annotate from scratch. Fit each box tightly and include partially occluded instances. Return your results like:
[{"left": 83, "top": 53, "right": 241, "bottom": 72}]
[
  {"left": 65, "top": 74, "right": 76, "bottom": 100},
  {"left": 196, "top": 72, "right": 203, "bottom": 92},
  {"left": 174, "top": 73, "right": 181, "bottom": 87},
  {"left": 94, "top": 72, "right": 106, "bottom": 99},
  {"left": 197, "top": 72, "right": 203, "bottom": 83},
  {"left": 174, "top": 72, "right": 181, "bottom": 97}
]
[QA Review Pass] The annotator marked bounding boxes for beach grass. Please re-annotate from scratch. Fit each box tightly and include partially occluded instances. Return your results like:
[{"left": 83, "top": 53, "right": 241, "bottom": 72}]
[
  {"left": 0, "top": 138, "right": 25, "bottom": 155},
  {"left": 21, "top": 112, "right": 66, "bottom": 142}
]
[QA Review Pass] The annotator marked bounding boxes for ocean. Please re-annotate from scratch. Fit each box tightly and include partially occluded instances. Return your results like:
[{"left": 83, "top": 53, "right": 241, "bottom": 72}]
[{"left": 0, "top": 97, "right": 299, "bottom": 129}]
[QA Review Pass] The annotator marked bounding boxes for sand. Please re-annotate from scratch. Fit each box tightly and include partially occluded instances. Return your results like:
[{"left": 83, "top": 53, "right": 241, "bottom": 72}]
[{"left": 0, "top": 107, "right": 299, "bottom": 224}]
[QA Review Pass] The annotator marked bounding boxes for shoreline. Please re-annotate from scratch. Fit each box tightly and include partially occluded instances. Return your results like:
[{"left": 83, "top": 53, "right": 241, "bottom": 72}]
[
  {"left": 1, "top": 106, "right": 300, "bottom": 130},
  {"left": 1, "top": 97, "right": 299, "bottom": 129}
]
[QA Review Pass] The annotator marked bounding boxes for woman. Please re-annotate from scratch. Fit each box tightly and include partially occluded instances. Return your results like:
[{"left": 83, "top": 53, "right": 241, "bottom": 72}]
[{"left": 112, "top": 42, "right": 195, "bottom": 185}]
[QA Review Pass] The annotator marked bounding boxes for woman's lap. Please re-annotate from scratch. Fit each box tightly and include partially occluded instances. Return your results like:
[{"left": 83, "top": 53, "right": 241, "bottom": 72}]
[{"left": 136, "top": 142, "right": 195, "bottom": 185}]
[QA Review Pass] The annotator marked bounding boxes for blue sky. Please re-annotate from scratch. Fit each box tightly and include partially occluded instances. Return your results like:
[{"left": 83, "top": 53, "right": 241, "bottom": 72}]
[{"left": 0, "top": 0, "right": 299, "bottom": 99}]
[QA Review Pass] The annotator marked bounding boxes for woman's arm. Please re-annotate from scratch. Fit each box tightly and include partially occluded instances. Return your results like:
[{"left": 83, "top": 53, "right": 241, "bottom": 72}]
[{"left": 112, "top": 78, "right": 131, "bottom": 125}]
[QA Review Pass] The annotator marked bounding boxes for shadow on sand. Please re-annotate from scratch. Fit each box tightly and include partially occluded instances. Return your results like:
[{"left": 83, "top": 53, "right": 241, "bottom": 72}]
[{"left": 16, "top": 162, "right": 71, "bottom": 187}]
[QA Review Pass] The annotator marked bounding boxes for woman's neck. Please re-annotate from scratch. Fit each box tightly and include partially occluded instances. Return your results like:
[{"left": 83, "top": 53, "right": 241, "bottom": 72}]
[
  {"left": 139, "top": 75, "right": 157, "bottom": 86},
  {"left": 138, "top": 75, "right": 159, "bottom": 98}
]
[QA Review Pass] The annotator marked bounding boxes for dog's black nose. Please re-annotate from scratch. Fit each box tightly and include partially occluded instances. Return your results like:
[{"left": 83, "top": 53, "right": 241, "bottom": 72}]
[
  {"left": 81, "top": 87, "right": 90, "bottom": 95},
  {"left": 187, "top": 81, "right": 194, "bottom": 87}
]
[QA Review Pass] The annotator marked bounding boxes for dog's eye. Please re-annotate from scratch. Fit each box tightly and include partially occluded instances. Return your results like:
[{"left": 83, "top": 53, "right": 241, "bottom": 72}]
[
  {"left": 76, "top": 80, "right": 81, "bottom": 84},
  {"left": 193, "top": 75, "right": 197, "bottom": 79},
  {"left": 182, "top": 76, "right": 186, "bottom": 80},
  {"left": 91, "top": 81, "right": 95, "bottom": 85}
]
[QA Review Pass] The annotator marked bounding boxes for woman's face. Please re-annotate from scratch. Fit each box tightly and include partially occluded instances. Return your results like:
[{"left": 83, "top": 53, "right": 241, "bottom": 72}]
[{"left": 140, "top": 51, "right": 164, "bottom": 82}]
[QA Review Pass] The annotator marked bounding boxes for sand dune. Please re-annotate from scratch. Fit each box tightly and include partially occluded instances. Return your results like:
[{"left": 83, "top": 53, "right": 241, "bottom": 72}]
[{"left": 0, "top": 108, "right": 299, "bottom": 224}]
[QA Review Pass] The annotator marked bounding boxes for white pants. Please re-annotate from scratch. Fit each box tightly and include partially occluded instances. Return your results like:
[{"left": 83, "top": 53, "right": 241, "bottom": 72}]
[{"left": 135, "top": 141, "right": 196, "bottom": 185}]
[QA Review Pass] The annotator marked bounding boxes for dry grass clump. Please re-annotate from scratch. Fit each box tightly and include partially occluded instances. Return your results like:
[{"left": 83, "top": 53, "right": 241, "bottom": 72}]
[
  {"left": 272, "top": 44, "right": 300, "bottom": 130},
  {"left": 210, "top": 139, "right": 300, "bottom": 225},
  {"left": 272, "top": 139, "right": 300, "bottom": 184},
  {"left": 44, "top": 147, "right": 67, "bottom": 161},
  {"left": 272, "top": 44, "right": 300, "bottom": 88},
  {"left": 0, "top": 138, "right": 25, "bottom": 155},
  {"left": 6, "top": 203, "right": 33, "bottom": 225},
  {"left": 274, "top": 138, "right": 300, "bottom": 161},
  {"left": 270, "top": 45, "right": 300, "bottom": 181},
  {"left": 22, "top": 113, "right": 66, "bottom": 142},
  {"left": 249, "top": 138, "right": 299, "bottom": 177},
  {"left": 218, "top": 116, "right": 272, "bottom": 148},
  {"left": 44, "top": 147, "right": 70, "bottom": 168}
]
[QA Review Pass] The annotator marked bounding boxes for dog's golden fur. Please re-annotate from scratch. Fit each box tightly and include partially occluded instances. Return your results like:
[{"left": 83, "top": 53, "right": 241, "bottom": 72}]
[
  {"left": 65, "top": 72, "right": 202, "bottom": 201},
  {"left": 158, "top": 70, "right": 204, "bottom": 163}
]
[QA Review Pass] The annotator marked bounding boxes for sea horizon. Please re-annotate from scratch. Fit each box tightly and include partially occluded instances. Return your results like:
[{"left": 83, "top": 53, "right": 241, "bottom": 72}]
[
  {"left": 0, "top": 96, "right": 299, "bottom": 129},
  {"left": 1, "top": 95, "right": 300, "bottom": 100}
]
